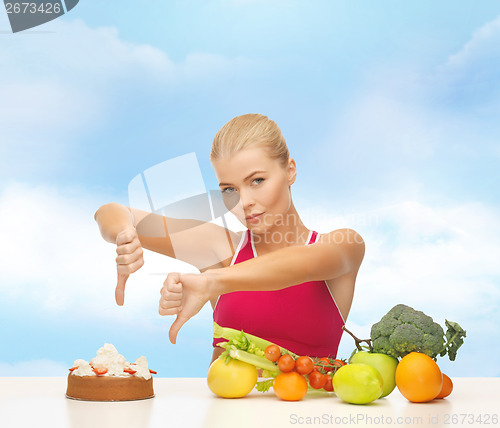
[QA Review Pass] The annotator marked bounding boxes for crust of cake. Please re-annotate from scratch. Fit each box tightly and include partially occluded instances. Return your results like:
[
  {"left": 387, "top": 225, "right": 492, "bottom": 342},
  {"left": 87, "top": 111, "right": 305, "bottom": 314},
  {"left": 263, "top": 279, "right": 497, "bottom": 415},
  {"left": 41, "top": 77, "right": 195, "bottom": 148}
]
[{"left": 66, "top": 373, "right": 154, "bottom": 401}]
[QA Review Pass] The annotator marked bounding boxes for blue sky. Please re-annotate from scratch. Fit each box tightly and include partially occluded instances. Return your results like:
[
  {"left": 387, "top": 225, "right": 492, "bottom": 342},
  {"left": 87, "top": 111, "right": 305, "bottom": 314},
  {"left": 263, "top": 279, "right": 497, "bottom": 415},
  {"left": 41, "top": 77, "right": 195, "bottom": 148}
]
[{"left": 0, "top": 1, "right": 499, "bottom": 377}]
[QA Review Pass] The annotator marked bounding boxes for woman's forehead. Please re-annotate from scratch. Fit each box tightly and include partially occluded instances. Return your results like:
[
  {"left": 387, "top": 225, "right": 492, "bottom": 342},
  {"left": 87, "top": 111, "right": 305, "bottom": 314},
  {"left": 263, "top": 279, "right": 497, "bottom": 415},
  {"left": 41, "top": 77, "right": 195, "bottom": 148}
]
[{"left": 212, "top": 147, "right": 278, "bottom": 182}]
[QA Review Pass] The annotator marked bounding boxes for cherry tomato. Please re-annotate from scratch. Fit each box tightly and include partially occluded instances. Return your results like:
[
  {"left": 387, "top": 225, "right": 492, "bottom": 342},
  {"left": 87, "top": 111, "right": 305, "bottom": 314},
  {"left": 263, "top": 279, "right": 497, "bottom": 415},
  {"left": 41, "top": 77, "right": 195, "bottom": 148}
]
[
  {"left": 277, "top": 354, "right": 295, "bottom": 372},
  {"left": 295, "top": 356, "right": 314, "bottom": 375},
  {"left": 308, "top": 370, "right": 327, "bottom": 389},
  {"left": 314, "top": 357, "right": 332, "bottom": 373},
  {"left": 323, "top": 374, "right": 334, "bottom": 391},
  {"left": 265, "top": 345, "right": 281, "bottom": 362},
  {"left": 331, "top": 359, "right": 347, "bottom": 369}
]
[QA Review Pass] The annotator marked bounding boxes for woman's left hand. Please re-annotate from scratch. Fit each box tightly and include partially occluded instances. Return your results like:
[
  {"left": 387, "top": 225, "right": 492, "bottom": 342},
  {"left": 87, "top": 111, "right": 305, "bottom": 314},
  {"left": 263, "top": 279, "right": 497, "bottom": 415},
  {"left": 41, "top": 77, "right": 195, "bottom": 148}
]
[{"left": 159, "top": 272, "right": 213, "bottom": 344}]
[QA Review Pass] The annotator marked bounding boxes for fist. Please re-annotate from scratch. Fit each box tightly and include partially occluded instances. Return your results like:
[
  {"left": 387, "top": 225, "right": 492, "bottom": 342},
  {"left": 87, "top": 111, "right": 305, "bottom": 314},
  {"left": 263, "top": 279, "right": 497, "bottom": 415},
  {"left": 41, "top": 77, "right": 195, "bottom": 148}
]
[{"left": 114, "top": 227, "right": 144, "bottom": 305}]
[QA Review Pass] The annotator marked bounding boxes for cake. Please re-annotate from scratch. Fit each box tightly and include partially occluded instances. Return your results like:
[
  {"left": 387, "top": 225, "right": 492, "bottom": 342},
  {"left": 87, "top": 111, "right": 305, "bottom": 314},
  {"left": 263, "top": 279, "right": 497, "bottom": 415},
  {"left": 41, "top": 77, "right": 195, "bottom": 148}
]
[{"left": 66, "top": 343, "right": 155, "bottom": 401}]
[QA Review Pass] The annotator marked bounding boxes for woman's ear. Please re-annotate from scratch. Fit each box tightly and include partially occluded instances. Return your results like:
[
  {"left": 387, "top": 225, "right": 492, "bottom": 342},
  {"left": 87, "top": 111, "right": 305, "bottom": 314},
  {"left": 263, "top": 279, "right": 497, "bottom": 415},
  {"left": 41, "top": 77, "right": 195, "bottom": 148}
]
[{"left": 287, "top": 158, "right": 297, "bottom": 186}]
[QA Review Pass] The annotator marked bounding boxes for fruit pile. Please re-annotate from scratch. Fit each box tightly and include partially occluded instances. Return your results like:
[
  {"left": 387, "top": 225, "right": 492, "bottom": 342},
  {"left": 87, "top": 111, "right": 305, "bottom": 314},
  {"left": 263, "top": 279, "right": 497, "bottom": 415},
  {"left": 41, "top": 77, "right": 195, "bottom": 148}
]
[
  {"left": 264, "top": 345, "right": 346, "bottom": 401},
  {"left": 264, "top": 344, "right": 453, "bottom": 404},
  {"left": 396, "top": 352, "right": 453, "bottom": 402},
  {"left": 207, "top": 304, "right": 464, "bottom": 404}
]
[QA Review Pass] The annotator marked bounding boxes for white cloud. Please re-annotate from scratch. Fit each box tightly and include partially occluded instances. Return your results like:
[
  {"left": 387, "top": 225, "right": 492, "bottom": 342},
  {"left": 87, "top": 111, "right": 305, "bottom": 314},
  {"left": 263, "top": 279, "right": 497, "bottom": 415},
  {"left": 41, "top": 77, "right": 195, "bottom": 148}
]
[
  {"left": 0, "top": 359, "right": 68, "bottom": 376},
  {"left": 330, "top": 89, "right": 436, "bottom": 158},
  {"left": 0, "top": 17, "right": 256, "bottom": 178},
  {"left": 429, "top": 13, "right": 500, "bottom": 113},
  {"left": 0, "top": 182, "right": 199, "bottom": 320},
  {"left": 302, "top": 199, "right": 500, "bottom": 321},
  {"left": 313, "top": 14, "right": 500, "bottom": 210},
  {"left": 439, "top": 14, "right": 500, "bottom": 79},
  {"left": 301, "top": 198, "right": 500, "bottom": 376},
  {"left": 359, "top": 201, "right": 500, "bottom": 315}
]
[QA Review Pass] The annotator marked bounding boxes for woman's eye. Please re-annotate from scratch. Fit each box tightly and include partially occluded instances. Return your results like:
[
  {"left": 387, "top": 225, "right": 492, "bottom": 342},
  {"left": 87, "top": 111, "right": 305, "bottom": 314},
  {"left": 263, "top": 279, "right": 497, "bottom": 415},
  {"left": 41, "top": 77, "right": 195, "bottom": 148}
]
[
  {"left": 221, "top": 187, "right": 235, "bottom": 194},
  {"left": 252, "top": 178, "right": 264, "bottom": 185}
]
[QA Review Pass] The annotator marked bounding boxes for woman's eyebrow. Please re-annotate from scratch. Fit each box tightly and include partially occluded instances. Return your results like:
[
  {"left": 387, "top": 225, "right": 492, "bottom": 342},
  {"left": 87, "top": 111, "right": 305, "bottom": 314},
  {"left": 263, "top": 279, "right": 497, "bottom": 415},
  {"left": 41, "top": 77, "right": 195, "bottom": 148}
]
[{"left": 218, "top": 170, "right": 267, "bottom": 187}]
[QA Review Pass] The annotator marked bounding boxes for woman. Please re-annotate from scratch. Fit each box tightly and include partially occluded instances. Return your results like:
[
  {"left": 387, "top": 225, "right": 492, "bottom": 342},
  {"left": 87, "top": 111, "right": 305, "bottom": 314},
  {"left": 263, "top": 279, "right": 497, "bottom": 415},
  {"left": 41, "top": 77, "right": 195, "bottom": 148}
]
[{"left": 95, "top": 114, "right": 365, "bottom": 363}]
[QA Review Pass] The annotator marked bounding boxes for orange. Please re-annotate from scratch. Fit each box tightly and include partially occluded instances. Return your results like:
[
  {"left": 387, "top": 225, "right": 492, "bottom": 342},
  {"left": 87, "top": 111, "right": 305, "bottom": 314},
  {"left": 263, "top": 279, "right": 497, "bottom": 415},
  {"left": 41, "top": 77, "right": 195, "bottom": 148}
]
[
  {"left": 273, "top": 371, "right": 308, "bottom": 401},
  {"left": 435, "top": 373, "right": 453, "bottom": 399},
  {"left": 395, "top": 352, "right": 443, "bottom": 403}
]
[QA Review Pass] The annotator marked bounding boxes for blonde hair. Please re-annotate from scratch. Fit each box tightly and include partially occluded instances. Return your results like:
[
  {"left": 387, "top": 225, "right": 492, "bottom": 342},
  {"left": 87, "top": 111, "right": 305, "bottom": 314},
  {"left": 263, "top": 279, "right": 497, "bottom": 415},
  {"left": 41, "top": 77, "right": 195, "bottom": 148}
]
[{"left": 210, "top": 114, "right": 289, "bottom": 166}]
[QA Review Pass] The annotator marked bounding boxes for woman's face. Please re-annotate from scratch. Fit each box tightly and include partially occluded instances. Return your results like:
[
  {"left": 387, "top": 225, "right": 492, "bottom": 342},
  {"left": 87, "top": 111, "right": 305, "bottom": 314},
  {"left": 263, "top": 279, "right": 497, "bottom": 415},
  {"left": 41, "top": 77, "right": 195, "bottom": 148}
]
[{"left": 212, "top": 146, "right": 296, "bottom": 234}]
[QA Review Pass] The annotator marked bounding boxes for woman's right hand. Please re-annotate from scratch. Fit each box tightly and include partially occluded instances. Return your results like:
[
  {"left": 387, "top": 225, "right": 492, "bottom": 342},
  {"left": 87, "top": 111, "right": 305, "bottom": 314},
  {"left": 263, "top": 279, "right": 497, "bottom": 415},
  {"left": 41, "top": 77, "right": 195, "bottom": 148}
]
[{"left": 115, "top": 227, "right": 144, "bottom": 305}]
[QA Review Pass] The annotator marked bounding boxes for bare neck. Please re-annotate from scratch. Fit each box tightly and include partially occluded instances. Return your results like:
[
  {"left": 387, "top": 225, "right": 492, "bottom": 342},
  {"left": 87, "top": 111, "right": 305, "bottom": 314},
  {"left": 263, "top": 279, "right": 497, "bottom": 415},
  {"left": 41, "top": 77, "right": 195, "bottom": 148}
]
[{"left": 252, "top": 203, "right": 310, "bottom": 255}]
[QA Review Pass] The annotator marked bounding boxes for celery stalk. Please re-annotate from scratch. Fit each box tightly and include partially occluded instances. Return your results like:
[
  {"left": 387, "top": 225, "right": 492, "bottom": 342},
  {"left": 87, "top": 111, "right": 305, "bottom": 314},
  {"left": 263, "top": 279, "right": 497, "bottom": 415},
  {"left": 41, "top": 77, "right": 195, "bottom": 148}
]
[
  {"left": 228, "top": 348, "right": 280, "bottom": 374},
  {"left": 213, "top": 322, "right": 298, "bottom": 358}
]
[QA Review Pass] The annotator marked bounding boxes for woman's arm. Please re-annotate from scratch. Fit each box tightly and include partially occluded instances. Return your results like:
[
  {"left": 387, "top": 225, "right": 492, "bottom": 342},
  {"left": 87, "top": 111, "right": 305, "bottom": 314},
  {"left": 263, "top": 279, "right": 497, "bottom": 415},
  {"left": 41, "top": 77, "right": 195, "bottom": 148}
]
[
  {"left": 94, "top": 202, "right": 239, "bottom": 305},
  {"left": 94, "top": 203, "right": 135, "bottom": 243},
  {"left": 160, "top": 228, "right": 365, "bottom": 343},
  {"left": 95, "top": 203, "right": 238, "bottom": 267},
  {"left": 210, "top": 228, "right": 364, "bottom": 295}
]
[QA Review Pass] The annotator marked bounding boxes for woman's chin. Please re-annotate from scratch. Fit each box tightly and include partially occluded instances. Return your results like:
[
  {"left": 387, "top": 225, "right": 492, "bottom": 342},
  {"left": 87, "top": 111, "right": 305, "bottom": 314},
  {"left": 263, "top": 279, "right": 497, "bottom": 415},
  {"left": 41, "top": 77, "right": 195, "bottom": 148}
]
[{"left": 243, "top": 221, "right": 266, "bottom": 233}]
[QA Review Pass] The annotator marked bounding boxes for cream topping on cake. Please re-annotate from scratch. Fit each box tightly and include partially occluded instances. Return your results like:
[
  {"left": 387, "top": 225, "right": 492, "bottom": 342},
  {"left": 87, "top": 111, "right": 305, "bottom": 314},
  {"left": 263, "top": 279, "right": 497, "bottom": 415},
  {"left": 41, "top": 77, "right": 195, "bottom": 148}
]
[
  {"left": 71, "top": 359, "right": 95, "bottom": 377},
  {"left": 70, "top": 344, "right": 152, "bottom": 379},
  {"left": 90, "top": 343, "right": 127, "bottom": 376},
  {"left": 130, "top": 356, "right": 152, "bottom": 380}
]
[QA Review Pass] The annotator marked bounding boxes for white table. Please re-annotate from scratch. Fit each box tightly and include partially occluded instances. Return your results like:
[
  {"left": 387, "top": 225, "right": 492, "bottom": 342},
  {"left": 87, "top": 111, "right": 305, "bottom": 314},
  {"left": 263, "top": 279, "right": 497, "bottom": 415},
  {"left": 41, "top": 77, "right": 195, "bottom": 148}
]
[{"left": 0, "top": 377, "right": 498, "bottom": 428}]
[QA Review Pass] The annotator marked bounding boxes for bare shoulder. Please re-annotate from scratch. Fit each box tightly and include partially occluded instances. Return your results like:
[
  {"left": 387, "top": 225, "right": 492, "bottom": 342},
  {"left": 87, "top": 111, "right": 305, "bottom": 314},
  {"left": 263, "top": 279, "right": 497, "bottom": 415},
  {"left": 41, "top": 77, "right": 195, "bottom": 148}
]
[{"left": 318, "top": 228, "right": 365, "bottom": 270}]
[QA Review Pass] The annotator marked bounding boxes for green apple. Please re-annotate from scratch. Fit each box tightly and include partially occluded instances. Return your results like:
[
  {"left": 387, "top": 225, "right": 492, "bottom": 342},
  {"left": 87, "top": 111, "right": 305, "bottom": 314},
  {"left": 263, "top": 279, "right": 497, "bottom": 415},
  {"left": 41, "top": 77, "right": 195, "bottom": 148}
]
[
  {"left": 349, "top": 351, "right": 398, "bottom": 397},
  {"left": 332, "top": 363, "right": 383, "bottom": 404}
]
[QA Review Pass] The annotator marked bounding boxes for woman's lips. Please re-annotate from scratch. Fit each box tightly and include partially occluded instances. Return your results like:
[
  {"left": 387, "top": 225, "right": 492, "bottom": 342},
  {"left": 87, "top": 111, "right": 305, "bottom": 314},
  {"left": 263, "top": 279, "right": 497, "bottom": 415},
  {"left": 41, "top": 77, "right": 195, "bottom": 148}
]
[{"left": 245, "top": 212, "right": 264, "bottom": 224}]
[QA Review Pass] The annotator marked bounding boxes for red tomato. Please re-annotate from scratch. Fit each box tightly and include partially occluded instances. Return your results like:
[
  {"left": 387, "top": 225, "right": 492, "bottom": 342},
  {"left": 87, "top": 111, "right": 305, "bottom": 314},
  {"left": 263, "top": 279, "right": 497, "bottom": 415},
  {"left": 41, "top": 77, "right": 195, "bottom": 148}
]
[
  {"left": 314, "top": 357, "right": 332, "bottom": 373},
  {"left": 265, "top": 345, "right": 281, "bottom": 362},
  {"left": 295, "top": 356, "right": 314, "bottom": 375},
  {"left": 308, "top": 370, "right": 327, "bottom": 389},
  {"left": 277, "top": 354, "right": 295, "bottom": 372},
  {"left": 331, "top": 359, "right": 347, "bottom": 369},
  {"left": 314, "top": 357, "right": 346, "bottom": 374},
  {"left": 323, "top": 374, "right": 334, "bottom": 391}
]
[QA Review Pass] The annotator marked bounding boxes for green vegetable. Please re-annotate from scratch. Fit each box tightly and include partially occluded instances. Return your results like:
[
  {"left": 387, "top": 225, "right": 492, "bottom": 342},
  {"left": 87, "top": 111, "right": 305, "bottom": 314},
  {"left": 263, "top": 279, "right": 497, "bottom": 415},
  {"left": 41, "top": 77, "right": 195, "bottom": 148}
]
[
  {"left": 441, "top": 320, "right": 467, "bottom": 361},
  {"left": 227, "top": 349, "right": 280, "bottom": 374},
  {"left": 255, "top": 378, "right": 274, "bottom": 393},
  {"left": 214, "top": 323, "right": 281, "bottom": 378},
  {"left": 213, "top": 322, "right": 298, "bottom": 358},
  {"left": 370, "top": 304, "right": 466, "bottom": 360},
  {"left": 214, "top": 323, "right": 302, "bottom": 393}
]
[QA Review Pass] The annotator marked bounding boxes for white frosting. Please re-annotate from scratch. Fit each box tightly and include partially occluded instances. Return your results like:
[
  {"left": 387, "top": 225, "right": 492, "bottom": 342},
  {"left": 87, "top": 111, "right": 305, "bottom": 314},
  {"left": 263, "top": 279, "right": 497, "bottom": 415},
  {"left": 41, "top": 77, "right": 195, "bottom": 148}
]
[
  {"left": 70, "top": 344, "right": 151, "bottom": 379},
  {"left": 130, "top": 356, "right": 151, "bottom": 380},
  {"left": 71, "top": 360, "right": 95, "bottom": 377},
  {"left": 90, "top": 343, "right": 127, "bottom": 376}
]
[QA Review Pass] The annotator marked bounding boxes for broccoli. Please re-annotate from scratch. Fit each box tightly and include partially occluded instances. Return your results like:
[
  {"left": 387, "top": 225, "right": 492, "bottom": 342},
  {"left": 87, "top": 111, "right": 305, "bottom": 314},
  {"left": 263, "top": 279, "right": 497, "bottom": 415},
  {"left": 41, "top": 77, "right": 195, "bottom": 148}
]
[{"left": 370, "top": 304, "right": 466, "bottom": 361}]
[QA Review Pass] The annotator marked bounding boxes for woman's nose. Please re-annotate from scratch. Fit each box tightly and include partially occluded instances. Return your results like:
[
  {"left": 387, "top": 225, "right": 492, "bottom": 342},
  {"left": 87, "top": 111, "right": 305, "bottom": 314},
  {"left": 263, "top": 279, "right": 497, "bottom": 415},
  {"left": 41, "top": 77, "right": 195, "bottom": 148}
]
[{"left": 238, "top": 189, "right": 255, "bottom": 209}]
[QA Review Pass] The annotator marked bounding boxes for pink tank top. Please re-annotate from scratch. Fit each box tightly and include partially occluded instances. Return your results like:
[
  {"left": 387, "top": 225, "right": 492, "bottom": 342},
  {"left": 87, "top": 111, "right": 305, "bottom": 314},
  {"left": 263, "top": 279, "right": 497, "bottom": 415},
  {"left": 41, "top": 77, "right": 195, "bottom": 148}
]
[{"left": 213, "top": 230, "right": 345, "bottom": 357}]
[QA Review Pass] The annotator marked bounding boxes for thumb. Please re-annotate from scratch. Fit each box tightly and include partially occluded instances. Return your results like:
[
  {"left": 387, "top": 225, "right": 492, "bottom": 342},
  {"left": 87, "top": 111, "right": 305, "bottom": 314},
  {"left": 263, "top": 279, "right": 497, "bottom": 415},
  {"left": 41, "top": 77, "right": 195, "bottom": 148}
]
[
  {"left": 115, "top": 273, "right": 129, "bottom": 306},
  {"left": 169, "top": 313, "right": 187, "bottom": 344}
]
